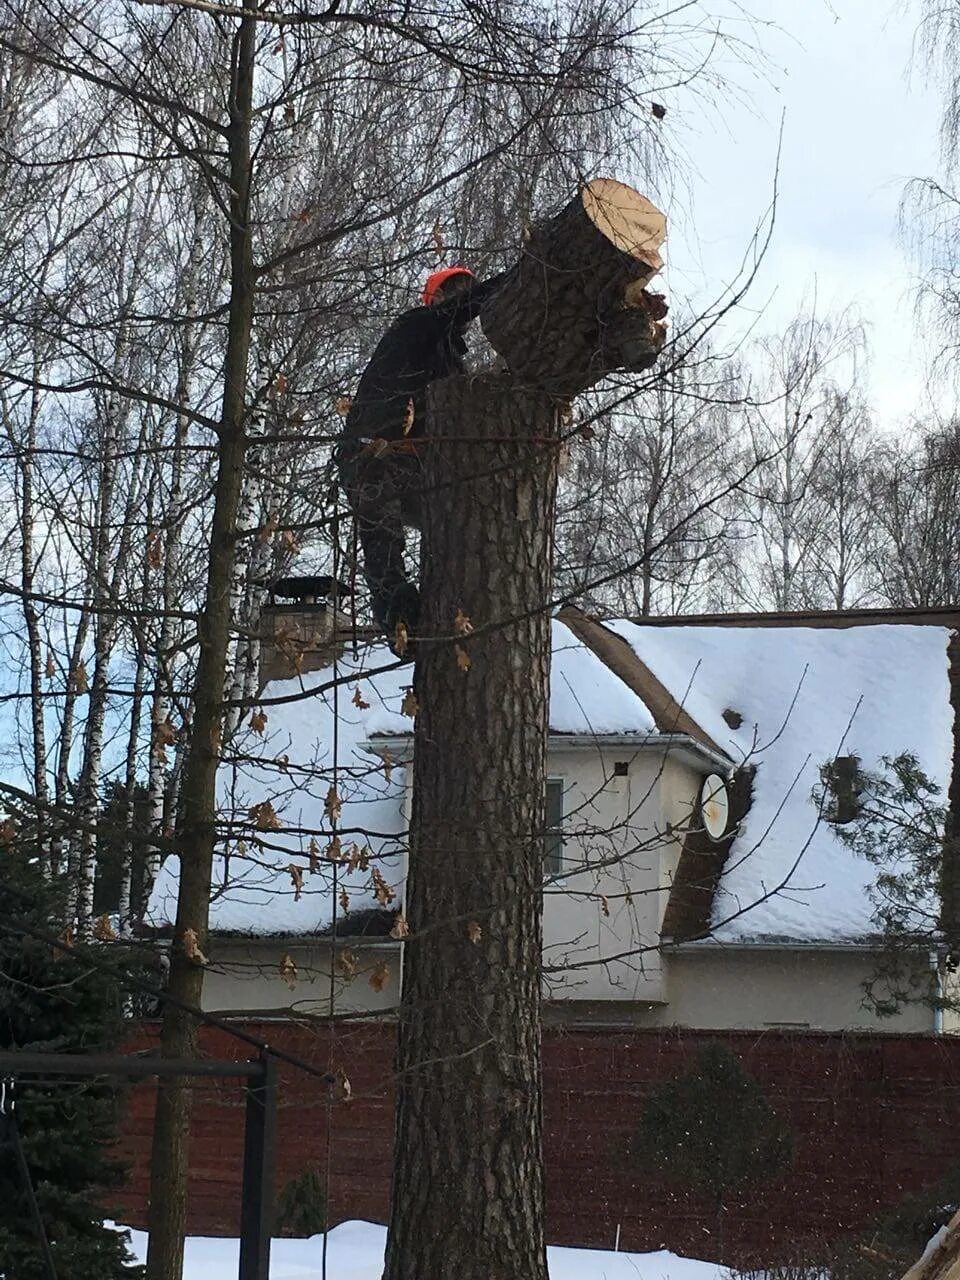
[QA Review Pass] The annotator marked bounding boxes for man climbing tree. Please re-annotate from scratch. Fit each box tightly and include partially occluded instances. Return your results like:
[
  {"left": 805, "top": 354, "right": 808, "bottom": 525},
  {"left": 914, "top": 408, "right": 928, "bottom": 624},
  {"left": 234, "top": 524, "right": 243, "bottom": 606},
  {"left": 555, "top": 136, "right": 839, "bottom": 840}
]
[
  {"left": 336, "top": 265, "right": 505, "bottom": 649},
  {"left": 383, "top": 178, "right": 668, "bottom": 1280}
]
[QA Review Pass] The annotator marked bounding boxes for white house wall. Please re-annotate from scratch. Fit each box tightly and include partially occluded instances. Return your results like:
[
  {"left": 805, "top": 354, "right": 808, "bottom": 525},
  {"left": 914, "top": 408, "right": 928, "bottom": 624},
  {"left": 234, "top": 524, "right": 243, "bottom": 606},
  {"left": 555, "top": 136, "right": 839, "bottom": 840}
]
[
  {"left": 201, "top": 939, "right": 401, "bottom": 1016},
  {"left": 543, "top": 748, "right": 685, "bottom": 1004}
]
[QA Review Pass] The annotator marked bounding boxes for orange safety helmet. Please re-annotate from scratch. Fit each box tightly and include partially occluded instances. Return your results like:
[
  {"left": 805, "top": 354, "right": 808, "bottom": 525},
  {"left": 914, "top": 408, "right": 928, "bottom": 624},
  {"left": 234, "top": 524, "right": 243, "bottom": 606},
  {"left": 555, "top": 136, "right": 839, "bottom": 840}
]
[{"left": 422, "top": 265, "right": 475, "bottom": 306}]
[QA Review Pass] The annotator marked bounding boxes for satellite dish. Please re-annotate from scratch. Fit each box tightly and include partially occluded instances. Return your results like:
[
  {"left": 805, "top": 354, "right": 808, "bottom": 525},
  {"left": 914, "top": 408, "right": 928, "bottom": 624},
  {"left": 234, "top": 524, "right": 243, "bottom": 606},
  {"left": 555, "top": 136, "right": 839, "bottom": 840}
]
[{"left": 700, "top": 774, "right": 729, "bottom": 842}]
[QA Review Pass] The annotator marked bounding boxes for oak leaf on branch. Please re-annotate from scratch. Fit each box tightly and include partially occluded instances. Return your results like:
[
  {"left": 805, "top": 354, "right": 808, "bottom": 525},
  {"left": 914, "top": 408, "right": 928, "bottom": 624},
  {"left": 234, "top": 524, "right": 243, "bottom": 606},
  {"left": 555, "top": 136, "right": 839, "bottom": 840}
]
[
  {"left": 92, "top": 914, "right": 115, "bottom": 942},
  {"left": 371, "top": 866, "right": 396, "bottom": 906},
  {"left": 279, "top": 953, "right": 298, "bottom": 989},
  {"left": 182, "top": 927, "right": 207, "bottom": 965},
  {"left": 248, "top": 799, "right": 281, "bottom": 830},
  {"left": 288, "top": 862, "right": 304, "bottom": 901},
  {"left": 369, "top": 960, "right": 390, "bottom": 993},
  {"left": 324, "top": 784, "right": 342, "bottom": 823},
  {"left": 400, "top": 687, "right": 418, "bottom": 718},
  {"left": 352, "top": 685, "right": 370, "bottom": 710},
  {"left": 390, "top": 912, "right": 409, "bottom": 939}
]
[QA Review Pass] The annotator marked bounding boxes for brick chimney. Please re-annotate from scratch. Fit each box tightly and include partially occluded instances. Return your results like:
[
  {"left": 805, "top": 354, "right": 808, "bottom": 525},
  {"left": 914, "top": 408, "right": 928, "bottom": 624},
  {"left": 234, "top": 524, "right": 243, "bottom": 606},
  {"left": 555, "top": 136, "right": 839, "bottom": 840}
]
[{"left": 258, "top": 575, "right": 358, "bottom": 687}]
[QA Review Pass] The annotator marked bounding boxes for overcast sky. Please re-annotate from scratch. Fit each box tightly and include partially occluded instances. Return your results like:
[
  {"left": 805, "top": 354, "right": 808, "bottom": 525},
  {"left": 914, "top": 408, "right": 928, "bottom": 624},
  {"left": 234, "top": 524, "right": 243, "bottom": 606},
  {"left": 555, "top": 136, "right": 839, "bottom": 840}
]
[{"left": 663, "top": 0, "right": 947, "bottom": 429}]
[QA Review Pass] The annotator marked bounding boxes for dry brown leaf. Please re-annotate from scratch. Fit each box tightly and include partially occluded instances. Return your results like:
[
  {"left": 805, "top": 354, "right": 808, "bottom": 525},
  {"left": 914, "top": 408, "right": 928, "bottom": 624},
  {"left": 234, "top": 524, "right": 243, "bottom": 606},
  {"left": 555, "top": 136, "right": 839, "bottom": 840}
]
[
  {"left": 182, "top": 927, "right": 207, "bottom": 965},
  {"left": 92, "top": 914, "right": 116, "bottom": 942},
  {"left": 455, "top": 644, "right": 471, "bottom": 672},
  {"left": 369, "top": 960, "right": 390, "bottom": 993},
  {"left": 381, "top": 750, "right": 394, "bottom": 782},
  {"left": 308, "top": 837, "right": 320, "bottom": 872},
  {"left": 335, "top": 948, "right": 357, "bottom": 979},
  {"left": 358, "top": 845, "right": 370, "bottom": 872},
  {"left": 466, "top": 920, "right": 482, "bottom": 945},
  {"left": 258, "top": 513, "right": 279, "bottom": 544},
  {"left": 431, "top": 218, "right": 444, "bottom": 258},
  {"left": 324, "top": 784, "right": 342, "bottom": 823},
  {"left": 71, "top": 660, "right": 88, "bottom": 694},
  {"left": 334, "top": 1066, "right": 352, "bottom": 1103},
  {"left": 325, "top": 833, "right": 342, "bottom": 862},
  {"left": 393, "top": 621, "right": 408, "bottom": 658},
  {"left": 599, "top": 894, "right": 611, "bottom": 917},
  {"left": 371, "top": 866, "right": 396, "bottom": 906},
  {"left": 209, "top": 722, "right": 222, "bottom": 755},
  {"left": 147, "top": 530, "right": 164, "bottom": 571},
  {"left": 351, "top": 685, "right": 370, "bottom": 710},
  {"left": 453, "top": 608, "right": 474, "bottom": 635},
  {"left": 288, "top": 863, "right": 304, "bottom": 901},
  {"left": 155, "top": 718, "right": 177, "bottom": 747},
  {"left": 335, "top": 394, "right": 353, "bottom": 417},
  {"left": 294, "top": 206, "right": 312, "bottom": 223},
  {"left": 400, "top": 687, "right": 418, "bottom": 718},
  {"left": 45, "top": 649, "right": 55, "bottom": 679},
  {"left": 339, "top": 886, "right": 350, "bottom": 913},
  {"left": 0, "top": 817, "right": 15, "bottom": 847},
  {"left": 401, "top": 398, "right": 415, "bottom": 436},
  {"left": 248, "top": 799, "right": 281, "bottom": 830},
  {"left": 249, "top": 708, "right": 268, "bottom": 735},
  {"left": 280, "top": 529, "right": 300, "bottom": 554},
  {"left": 61, "top": 926, "right": 74, "bottom": 948},
  {"left": 270, "top": 371, "right": 289, "bottom": 398},
  {"left": 279, "top": 953, "right": 298, "bottom": 989},
  {"left": 390, "top": 912, "right": 409, "bottom": 939}
]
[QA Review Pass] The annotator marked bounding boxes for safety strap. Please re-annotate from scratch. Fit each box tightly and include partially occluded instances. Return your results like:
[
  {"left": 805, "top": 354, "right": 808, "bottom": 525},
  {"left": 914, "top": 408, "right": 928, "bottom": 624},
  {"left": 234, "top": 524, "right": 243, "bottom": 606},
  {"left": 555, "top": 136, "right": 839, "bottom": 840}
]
[{"left": 0, "top": 1077, "right": 59, "bottom": 1279}]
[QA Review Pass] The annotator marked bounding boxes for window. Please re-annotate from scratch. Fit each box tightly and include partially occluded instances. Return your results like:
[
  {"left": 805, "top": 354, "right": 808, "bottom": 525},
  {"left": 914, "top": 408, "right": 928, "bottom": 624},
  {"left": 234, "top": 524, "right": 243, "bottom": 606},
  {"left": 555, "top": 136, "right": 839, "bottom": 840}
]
[{"left": 544, "top": 778, "right": 565, "bottom": 877}]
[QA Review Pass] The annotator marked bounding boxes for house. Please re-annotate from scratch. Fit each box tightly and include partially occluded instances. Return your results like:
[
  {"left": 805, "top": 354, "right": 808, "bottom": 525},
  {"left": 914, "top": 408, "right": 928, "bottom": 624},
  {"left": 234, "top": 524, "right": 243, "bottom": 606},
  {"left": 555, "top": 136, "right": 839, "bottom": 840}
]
[{"left": 145, "top": 599, "right": 960, "bottom": 1034}]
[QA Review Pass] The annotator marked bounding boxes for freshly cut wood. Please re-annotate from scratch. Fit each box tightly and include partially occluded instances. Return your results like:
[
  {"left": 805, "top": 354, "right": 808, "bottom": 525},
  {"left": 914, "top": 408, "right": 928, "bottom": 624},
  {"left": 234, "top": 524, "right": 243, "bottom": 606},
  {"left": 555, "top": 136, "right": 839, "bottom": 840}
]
[
  {"left": 480, "top": 176, "right": 668, "bottom": 396},
  {"left": 582, "top": 177, "right": 666, "bottom": 274}
]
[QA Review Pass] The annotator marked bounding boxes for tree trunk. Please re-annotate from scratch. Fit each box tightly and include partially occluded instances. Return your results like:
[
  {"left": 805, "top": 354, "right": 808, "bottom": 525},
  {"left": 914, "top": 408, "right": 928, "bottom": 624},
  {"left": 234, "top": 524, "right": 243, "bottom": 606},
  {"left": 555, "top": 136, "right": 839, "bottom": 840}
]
[
  {"left": 384, "top": 177, "right": 667, "bottom": 1278},
  {"left": 480, "top": 178, "right": 666, "bottom": 397},
  {"left": 384, "top": 376, "right": 557, "bottom": 1280},
  {"left": 145, "top": 12, "right": 256, "bottom": 1279}
]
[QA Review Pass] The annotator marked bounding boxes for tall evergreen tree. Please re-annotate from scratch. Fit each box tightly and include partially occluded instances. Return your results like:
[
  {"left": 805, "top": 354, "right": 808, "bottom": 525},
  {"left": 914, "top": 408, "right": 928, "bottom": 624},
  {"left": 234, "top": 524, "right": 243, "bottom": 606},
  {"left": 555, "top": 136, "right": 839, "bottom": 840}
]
[{"left": 0, "top": 840, "right": 142, "bottom": 1278}]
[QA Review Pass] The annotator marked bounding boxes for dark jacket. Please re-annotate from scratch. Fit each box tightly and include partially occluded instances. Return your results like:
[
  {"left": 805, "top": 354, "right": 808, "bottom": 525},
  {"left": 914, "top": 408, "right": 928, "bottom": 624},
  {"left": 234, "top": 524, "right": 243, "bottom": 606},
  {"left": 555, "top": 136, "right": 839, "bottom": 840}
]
[{"left": 342, "top": 275, "right": 502, "bottom": 445}]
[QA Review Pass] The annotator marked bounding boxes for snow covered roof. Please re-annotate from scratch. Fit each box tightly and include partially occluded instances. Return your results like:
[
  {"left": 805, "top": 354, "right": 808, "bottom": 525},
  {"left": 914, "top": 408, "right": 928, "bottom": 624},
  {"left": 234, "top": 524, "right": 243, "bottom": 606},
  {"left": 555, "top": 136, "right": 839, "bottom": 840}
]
[
  {"left": 610, "top": 617, "right": 956, "bottom": 943},
  {"left": 145, "top": 608, "right": 957, "bottom": 946}
]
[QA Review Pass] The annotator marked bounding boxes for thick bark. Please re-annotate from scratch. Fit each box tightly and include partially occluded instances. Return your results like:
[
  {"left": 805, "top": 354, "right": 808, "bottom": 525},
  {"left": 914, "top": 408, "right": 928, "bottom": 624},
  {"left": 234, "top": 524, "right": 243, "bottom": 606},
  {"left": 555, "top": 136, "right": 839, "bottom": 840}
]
[
  {"left": 385, "top": 177, "right": 666, "bottom": 1278},
  {"left": 480, "top": 178, "right": 666, "bottom": 397},
  {"left": 145, "top": 13, "right": 256, "bottom": 1280},
  {"left": 384, "top": 376, "right": 557, "bottom": 1280}
]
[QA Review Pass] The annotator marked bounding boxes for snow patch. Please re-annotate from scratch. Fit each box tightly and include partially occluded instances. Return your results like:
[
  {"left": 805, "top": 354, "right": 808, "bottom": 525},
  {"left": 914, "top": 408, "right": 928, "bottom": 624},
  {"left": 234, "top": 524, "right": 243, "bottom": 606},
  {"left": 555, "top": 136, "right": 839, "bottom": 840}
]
[{"left": 119, "top": 1218, "right": 730, "bottom": 1280}]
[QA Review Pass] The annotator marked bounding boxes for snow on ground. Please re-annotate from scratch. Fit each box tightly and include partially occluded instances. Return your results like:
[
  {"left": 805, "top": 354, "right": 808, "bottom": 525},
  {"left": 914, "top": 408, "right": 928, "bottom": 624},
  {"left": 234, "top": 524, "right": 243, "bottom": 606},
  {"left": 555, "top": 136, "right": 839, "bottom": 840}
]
[
  {"left": 120, "top": 1218, "right": 729, "bottom": 1280},
  {"left": 145, "top": 621, "right": 660, "bottom": 938},
  {"left": 612, "top": 621, "right": 955, "bottom": 942}
]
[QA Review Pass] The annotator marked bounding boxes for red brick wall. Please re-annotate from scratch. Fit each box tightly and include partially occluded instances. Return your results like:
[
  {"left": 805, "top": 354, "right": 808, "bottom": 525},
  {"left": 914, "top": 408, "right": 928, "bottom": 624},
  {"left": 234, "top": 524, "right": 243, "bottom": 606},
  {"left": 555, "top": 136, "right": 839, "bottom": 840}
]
[{"left": 115, "top": 1023, "right": 960, "bottom": 1265}]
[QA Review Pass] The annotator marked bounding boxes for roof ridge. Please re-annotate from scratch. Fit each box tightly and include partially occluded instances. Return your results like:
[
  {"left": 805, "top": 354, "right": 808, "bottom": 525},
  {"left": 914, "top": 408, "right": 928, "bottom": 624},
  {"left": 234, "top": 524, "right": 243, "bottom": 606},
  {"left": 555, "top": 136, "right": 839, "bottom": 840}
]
[{"left": 556, "top": 605, "right": 728, "bottom": 759}]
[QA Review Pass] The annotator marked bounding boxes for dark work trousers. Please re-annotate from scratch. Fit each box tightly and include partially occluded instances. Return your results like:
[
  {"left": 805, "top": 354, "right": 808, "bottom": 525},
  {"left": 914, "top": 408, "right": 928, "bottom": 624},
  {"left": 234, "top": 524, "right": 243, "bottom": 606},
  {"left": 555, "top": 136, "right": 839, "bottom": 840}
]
[{"left": 336, "top": 438, "right": 423, "bottom": 635}]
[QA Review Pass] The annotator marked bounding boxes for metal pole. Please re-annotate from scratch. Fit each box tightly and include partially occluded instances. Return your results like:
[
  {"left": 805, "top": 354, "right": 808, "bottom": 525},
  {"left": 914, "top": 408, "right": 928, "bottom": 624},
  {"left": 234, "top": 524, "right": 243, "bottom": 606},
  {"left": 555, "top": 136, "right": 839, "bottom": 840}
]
[
  {"left": 0, "top": 1052, "right": 262, "bottom": 1080},
  {"left": 238, "top": 1055, "right": 277, "bottom": 1280}
]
